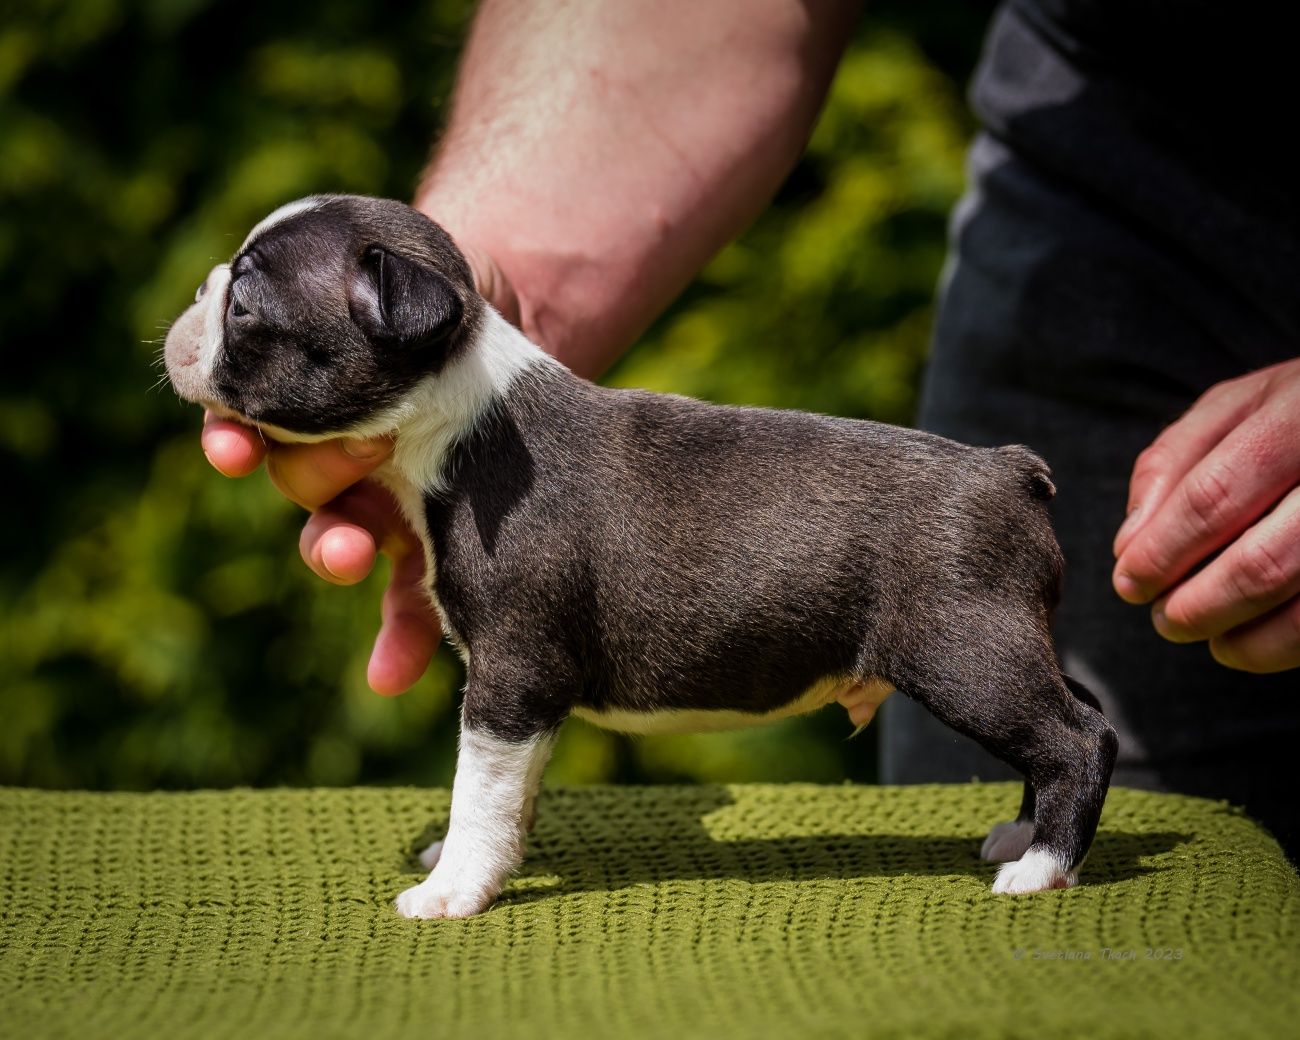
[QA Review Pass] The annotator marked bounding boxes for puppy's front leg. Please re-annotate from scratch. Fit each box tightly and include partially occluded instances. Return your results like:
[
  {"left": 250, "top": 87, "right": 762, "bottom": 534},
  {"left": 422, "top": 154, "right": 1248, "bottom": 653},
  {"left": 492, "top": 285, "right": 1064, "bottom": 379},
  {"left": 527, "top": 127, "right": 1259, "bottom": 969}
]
[{"left": 396, "top": 719, "right": 554, "bottom": 920}]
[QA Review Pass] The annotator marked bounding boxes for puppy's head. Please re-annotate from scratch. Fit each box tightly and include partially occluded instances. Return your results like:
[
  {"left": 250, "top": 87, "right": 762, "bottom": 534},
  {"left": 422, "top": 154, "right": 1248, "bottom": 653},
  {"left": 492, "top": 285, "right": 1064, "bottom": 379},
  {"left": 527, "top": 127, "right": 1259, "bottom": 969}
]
[{"left": 164, "top": 195, "right": 481, "bottom": 437}]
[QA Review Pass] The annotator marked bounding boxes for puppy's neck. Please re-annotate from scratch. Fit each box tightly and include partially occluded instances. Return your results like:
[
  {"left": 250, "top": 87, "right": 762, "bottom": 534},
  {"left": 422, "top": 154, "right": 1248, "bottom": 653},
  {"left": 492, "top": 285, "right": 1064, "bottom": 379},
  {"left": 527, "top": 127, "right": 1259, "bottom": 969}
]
[{"left": 382, "top": 307, "right": 556, "bottom": 493}]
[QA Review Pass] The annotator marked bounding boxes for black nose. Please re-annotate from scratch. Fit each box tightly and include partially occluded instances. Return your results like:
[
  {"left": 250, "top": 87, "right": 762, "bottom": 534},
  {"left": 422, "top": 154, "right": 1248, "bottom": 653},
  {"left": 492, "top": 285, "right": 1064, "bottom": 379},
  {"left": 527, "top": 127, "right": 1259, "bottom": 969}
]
[{"left": 194, "top": 278, "right": 207, "bottom": 303}]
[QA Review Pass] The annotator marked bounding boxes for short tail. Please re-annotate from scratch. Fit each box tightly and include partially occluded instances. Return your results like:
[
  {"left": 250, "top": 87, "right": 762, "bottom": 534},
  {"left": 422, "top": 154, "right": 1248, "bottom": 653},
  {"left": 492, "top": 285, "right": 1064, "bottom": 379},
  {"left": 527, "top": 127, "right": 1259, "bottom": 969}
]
[{"left": 998, "top": 444, "right": 1056, "bottom": 501}]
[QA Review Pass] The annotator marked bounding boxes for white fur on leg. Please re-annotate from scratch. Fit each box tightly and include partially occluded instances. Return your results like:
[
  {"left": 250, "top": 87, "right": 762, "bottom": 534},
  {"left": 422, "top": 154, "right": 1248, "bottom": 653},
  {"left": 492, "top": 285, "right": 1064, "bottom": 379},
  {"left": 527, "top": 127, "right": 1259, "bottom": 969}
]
[
  {"left": 420, "top": 746, "right": 543, "bottom": 873},
  {"left": 992, "top": 847, "right": 1077, "bottom": 895},
  {"left": 417, "top": 742, "right": 546, "bottom": 874},
  {"left": 520, "top": 731, "right": 549, "bottom": 834},
  {"left": 980, "top": 820, "right": 1035, "bottom": 862},
  {"left": 396, "top": 727, "right": 553, "bottom": 920}
]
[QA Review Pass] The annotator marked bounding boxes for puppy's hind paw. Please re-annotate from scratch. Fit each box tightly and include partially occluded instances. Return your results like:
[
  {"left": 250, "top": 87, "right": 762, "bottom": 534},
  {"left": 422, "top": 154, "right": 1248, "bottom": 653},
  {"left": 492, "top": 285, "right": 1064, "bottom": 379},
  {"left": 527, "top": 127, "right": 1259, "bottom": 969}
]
[
  {"left": 992, "top": 848, "right": 1077, "bottom": 895},
  {"left": 980, "top": 820, "right": 1035, "bottom": 862}
]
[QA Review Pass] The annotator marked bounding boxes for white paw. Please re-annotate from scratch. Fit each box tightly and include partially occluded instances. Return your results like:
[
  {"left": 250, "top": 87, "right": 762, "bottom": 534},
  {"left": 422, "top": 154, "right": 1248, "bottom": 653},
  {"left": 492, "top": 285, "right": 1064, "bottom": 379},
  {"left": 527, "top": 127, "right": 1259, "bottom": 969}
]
[
  {"left": 417, "top": 839, "right": 444, "bottom": 870},
  {"left": 395, "top": 874, "right": 498, "bottom": 920},
  {"left": 992, "top": 848, "right": 1077, "bottom": 895},
  {"left": 980, "top": 820, "right": 1035, "bottom": 862}
]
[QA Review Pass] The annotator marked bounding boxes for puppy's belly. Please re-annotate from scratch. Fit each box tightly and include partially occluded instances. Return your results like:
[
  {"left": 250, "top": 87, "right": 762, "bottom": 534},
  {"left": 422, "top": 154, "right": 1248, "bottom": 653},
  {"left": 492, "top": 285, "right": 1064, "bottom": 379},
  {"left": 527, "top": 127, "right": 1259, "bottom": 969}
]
[{"left": 571, "top": 676, "right": 894, "bottom": 735}]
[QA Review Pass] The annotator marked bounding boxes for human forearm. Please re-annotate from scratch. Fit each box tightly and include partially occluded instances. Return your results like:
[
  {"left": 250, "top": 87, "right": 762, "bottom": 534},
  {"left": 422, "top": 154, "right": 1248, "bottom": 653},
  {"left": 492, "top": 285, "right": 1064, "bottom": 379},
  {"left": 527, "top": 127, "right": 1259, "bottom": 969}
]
[{"left": 414, "top": 0, "right": 859, "bottom": 376}]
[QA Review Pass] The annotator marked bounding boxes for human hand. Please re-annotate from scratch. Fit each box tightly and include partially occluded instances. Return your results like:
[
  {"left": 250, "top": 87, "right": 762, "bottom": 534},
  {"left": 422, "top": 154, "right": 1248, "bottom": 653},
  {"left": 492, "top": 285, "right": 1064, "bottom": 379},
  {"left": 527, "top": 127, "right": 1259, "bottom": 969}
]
[
  {"left": 1112, "top": 358, "right": 1300, "bottom": 673},
  {"left": 201, "top": 418, "right": 441, "bottom": 694}
]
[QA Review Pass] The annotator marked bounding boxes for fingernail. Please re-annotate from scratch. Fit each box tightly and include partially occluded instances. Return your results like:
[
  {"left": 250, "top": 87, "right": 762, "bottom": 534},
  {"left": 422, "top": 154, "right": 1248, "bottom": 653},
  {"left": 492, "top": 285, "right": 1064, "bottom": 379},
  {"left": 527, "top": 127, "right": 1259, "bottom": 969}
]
[
  {"left": 1114, "top": 570, "right": 1145, "bottom": 602},
  {"left": 1150, "top": 603, "right": 1169, "bottom": 633},
  {"left": 319, "top": 548, "right": 343, "bottom": 581},
  {"left": 318, "top": 531, "right": 362, "bottom": 584},
  {"left": 342, "top": 437, "right": 386, "bottom": 460},
  {"left": 202, "top": 442, "right": 234, "bottom": 475},
  {"left": 1115, "top": 506, "right": 1142, "bottom": 546},
  {"left": 1152, "top": 604, "right": 1195, "bottom": 644}
]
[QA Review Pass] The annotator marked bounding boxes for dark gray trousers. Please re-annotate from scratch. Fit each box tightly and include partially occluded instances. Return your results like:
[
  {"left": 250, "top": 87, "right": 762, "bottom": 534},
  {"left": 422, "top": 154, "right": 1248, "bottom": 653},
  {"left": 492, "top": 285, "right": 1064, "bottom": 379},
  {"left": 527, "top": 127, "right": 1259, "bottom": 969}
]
[{"left": 881, "top": 135, "right": 1299, "bottom": 858}]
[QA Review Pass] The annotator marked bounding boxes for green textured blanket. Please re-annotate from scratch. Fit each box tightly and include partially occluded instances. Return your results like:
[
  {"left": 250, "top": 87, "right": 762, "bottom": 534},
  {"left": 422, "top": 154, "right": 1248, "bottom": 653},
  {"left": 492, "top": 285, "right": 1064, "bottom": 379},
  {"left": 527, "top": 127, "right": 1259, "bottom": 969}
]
[{"left": 1, "top": 783, "right": 1296, "bottom": 1039}]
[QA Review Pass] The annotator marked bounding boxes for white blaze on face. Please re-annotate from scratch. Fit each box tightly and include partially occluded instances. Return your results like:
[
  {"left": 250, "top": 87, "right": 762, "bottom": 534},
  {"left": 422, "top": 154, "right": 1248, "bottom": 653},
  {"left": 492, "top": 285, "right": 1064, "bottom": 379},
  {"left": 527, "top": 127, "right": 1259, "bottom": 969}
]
[
  {"left": 197, "top": 263, "right": 231, "bottom": 383},
  {"left": 163, "top": 262, "right": 231, "bottom": 404},
  {"left": 239, "top": 197, "right": 325, "bottom": 251}
]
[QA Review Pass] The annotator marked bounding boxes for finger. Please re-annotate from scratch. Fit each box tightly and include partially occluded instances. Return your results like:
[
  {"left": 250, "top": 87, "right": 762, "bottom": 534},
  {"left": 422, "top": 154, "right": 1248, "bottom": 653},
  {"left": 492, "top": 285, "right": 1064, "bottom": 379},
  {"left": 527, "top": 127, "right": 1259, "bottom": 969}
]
[
  {"left": 298, "top": 482, "right": 414, "bottom": 584},
  {"left": 1208, "top": 594, "right": 1300, "bottom": 674},
  {"left": 300, "top": 517, "right": 377, "bottom": 586},
  {"left": 460, "top": 242, "right": 521, "bottom": 329},
  {"left": 368, "top": 549, "right": 442, "bottom": 696},
  {"left": 201, "top": 413, "right": 267, "bottom": 477},
  {"left": 265, "top": 436, "right": 394, "bottom": 511},
  {"left": 1113, "top": 378, "right": 1260, "bottom": 559},
  {"left": 1153, "top": 487, "right": 1300, "bottom": 642},
  {"left": 1113, "top": 410, "right": 1300, "bottom": 602}
]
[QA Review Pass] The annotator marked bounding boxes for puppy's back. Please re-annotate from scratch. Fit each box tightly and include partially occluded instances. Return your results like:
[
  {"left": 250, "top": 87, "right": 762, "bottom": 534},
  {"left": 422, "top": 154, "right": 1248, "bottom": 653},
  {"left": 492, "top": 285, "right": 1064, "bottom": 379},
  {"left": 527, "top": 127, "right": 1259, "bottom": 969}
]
[{"left": 430, "top": 363, "right": 1064, "bottom": 716}]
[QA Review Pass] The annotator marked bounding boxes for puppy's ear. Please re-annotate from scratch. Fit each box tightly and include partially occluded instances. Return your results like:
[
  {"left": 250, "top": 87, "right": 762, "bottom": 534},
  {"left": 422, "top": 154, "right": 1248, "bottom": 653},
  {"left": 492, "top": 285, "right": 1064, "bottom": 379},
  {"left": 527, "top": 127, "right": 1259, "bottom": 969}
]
[{"left": 350, "top": 246, "right": 463, "bottom": 350}]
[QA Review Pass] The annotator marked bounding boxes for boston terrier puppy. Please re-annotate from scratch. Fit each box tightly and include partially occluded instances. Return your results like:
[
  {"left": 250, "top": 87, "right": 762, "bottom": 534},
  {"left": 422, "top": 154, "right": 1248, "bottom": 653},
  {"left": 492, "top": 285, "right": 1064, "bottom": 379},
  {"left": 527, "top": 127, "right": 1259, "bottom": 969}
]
[{"left": 165, "top": 195, "right": 1117, "bottom": 918}]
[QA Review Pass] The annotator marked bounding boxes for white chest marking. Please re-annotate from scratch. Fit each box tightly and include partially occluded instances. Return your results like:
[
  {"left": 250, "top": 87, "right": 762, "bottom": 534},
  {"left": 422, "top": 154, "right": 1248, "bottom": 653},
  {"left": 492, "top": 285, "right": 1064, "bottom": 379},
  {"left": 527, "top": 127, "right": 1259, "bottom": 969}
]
[
  {"left": 372, "top": 465, "right": 462, "bottom": 649},
  {"left": 366, "top": 308, "right": 553, "bottom": 659}
]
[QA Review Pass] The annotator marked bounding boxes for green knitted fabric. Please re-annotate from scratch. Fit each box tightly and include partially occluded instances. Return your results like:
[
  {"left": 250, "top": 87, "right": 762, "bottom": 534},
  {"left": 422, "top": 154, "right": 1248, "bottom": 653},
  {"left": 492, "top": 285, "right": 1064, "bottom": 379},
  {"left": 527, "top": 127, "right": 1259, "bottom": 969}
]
[{"left": 2, "top": 784, "right": 1296, "bottom": 1039}]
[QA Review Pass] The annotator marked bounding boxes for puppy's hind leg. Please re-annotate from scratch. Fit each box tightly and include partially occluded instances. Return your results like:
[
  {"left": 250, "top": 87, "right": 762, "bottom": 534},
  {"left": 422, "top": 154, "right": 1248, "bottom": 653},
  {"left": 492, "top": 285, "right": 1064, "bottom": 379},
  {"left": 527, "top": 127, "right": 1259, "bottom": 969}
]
[
  {"left": 887, "top": 619, "right": 1117, "bottom": 894},
  {"left": 979, "top": 672, "right": 1115, "bottom": 886},
  {"left": 977, "top": 673, "right": 1113, "bottom": 876},
  {"left": 991, "top": 679, "right": 1116, "bottom": 895}
]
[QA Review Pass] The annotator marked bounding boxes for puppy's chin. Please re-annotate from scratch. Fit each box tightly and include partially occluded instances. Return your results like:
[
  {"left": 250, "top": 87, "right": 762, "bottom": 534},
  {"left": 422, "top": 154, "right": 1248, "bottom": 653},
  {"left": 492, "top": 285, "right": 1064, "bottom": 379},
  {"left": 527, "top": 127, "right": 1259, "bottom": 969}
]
[
  {"left": 170, "top": 374, "right": 341, "bottom": 445},
  {"left": 199, "top": 400, "right": 354, "bottom": 445},
  {"left": 237, "top": 417, "right": 349, "bottom": 446},
  {"left": 201, "top": 400, "right": 253, "bottom": 425}
]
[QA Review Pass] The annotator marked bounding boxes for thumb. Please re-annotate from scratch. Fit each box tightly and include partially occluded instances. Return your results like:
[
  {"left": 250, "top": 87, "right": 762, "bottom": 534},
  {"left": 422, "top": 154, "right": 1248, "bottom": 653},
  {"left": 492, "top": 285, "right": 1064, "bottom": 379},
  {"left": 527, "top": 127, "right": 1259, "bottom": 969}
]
[
  {"left": 459, "top": 242, "right": 521, "bottom": 329},
  {"left": 202, "top": 412, "right": 267, "bottom": 477},
  {"left": 266, "top": 435, "right": 395, "bottom": 512}
]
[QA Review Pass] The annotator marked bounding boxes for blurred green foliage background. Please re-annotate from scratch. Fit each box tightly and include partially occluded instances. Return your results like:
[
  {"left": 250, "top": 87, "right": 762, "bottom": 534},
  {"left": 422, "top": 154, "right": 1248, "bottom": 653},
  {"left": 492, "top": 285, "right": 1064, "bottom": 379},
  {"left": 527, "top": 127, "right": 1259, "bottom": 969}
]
[{"left": 0, "top": 0, "right": 992, "bottom": 792}]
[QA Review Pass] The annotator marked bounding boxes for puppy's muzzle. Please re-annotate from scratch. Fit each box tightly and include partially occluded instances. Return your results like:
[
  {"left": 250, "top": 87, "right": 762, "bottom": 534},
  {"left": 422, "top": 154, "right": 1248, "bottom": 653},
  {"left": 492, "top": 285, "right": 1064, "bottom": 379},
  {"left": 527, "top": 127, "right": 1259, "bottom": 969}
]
[{"left": 165, "top": 263, "right": 231, "bottom": 403}]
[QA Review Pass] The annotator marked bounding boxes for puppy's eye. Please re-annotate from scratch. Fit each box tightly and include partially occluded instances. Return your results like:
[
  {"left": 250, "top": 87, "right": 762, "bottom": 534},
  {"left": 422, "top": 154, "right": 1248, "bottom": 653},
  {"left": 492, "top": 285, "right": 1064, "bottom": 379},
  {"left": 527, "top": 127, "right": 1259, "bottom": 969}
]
[{"left": 231, "top": 298, "right": 250, "bottom": 318}]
